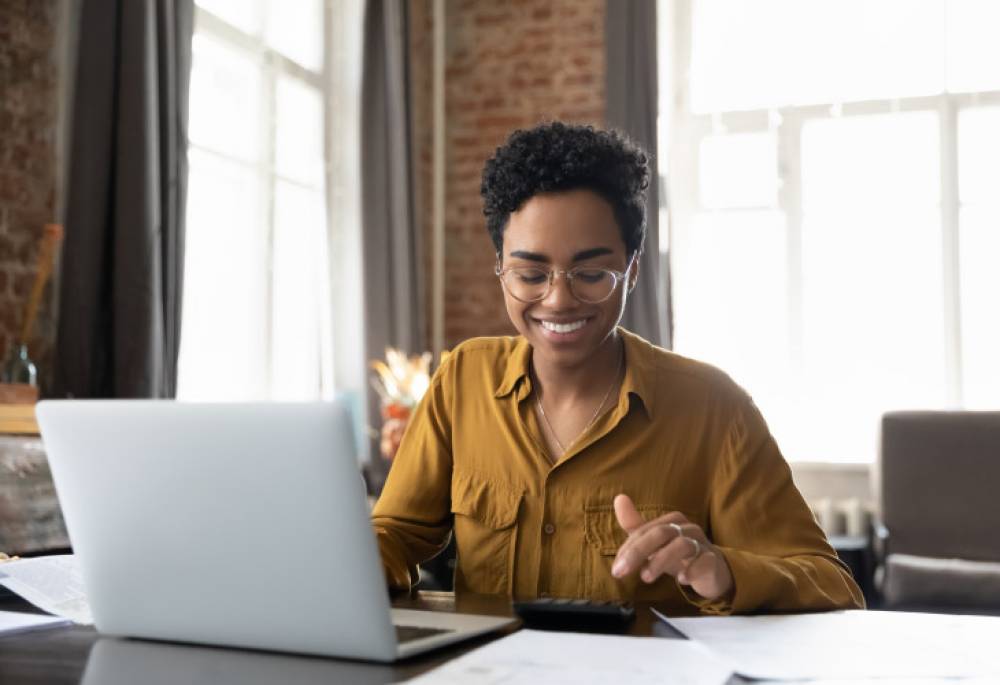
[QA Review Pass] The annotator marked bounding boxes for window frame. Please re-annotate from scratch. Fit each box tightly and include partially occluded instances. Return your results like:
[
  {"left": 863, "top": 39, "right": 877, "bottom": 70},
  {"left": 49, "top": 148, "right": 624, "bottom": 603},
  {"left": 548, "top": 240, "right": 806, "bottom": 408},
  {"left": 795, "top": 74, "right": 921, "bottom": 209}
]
[
  {"left": 185, "top": 3, "right": 334, "bottom": 400},
  {"left": 661, "top": 0, "right": 1000, "bottom": 461}
]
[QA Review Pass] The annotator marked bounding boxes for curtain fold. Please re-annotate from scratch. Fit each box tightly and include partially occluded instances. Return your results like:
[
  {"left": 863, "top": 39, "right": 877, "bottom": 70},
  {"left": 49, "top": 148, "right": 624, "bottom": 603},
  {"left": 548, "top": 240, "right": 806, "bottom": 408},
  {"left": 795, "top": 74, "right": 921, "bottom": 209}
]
[
  {"left": 605, "top": 0, "right": 672, "bottom": 348},
  {"left": 55, "top": 0, "right": 193, "bottom": 398},
  {"left": 361, "top": 0, "right": 423, "bottom": 475}
]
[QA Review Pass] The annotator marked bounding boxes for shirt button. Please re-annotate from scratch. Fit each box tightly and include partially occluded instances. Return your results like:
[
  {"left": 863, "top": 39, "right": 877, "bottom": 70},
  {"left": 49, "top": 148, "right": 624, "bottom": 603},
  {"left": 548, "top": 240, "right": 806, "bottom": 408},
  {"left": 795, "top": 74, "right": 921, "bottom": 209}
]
[{"left": 543, "top": 523, "right": 556, "bottom": 535}]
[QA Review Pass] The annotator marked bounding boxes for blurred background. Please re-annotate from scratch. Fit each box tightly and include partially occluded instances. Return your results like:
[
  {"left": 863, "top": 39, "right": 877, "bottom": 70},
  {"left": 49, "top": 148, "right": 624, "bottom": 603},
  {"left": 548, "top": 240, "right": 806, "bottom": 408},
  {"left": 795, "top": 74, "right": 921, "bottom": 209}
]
[{"left": 2, "top": 1, "right": 999, "bottom": 552}]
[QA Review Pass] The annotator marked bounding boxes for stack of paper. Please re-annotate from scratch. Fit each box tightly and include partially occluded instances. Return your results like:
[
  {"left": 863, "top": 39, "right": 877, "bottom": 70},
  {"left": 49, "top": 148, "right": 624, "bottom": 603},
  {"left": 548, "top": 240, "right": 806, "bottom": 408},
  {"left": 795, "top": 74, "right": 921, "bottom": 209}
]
[
  {"left": 0, "top": 554, "right": 92, "bottom": 624},
  {"left": 0, "top": 610, "right": 70, "bottom": 636},
  {"left": 659, "top": 609, "right": 1000, "bottom": 681},
  {"left": 406, "top": 628, "right": 733, "bottom": 684}
]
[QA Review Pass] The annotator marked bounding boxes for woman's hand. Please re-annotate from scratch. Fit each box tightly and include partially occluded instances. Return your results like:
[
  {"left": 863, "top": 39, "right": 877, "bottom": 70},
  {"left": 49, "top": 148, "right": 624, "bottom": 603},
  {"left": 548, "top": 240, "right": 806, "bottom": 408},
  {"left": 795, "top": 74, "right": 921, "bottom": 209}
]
[{"left": 611, "top": 493, "right": 734, "bottom": 602}]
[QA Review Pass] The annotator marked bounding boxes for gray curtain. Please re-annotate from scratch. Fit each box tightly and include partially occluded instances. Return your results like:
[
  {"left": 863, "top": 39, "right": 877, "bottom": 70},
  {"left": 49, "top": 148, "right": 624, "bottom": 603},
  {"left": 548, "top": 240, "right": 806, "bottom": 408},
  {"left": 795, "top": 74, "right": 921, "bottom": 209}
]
[
  {"left": 56, "top": 0, "right": 193, "bottom": 398},
  {"left": 606, "top": 0, "right": 672, "bottom": 348},
  {"left": 361, "top": 0, "right": 423, "bottom": 480}
]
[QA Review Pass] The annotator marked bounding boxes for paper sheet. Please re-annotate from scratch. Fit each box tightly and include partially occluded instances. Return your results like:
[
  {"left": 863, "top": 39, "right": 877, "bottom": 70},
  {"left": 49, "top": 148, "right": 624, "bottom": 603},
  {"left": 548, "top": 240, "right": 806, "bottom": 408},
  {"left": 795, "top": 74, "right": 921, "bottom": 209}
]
[
  {"left": 658, "top": 609, "right": 1000, "bottom": 680},
  {"left": 0, "top": 610, "right": 71, "bottom": 636},
  {"left": 0, "top": 554, "right": 93, "bottom": 624},
  {"left": 406, "top": 628, "right": 733, "bottom": 685}
]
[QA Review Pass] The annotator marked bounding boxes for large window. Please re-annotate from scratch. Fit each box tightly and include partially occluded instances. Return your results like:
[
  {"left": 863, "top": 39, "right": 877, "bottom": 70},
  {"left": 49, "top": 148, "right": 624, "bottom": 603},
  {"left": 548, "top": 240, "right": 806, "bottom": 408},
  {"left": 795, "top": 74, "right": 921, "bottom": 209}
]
[
  {"left": 661, "top": 0, "right": 1000, "bottom": 462},
  {"left": 179, "top": 0, "right": 361, "bottom": 401}
]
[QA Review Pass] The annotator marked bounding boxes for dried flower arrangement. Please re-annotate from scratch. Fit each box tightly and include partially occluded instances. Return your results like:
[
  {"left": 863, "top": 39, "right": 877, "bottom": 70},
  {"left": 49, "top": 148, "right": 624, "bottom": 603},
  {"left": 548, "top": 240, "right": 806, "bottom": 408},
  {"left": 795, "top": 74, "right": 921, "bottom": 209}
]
[{"left": 370, "top": 348, "right": 433, "bottom": 460}]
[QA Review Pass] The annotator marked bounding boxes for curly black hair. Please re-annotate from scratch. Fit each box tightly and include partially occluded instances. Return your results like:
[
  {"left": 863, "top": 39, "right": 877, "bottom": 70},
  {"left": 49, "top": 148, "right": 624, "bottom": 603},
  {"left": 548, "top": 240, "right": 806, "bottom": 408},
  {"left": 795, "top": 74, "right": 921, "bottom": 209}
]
[{"left": 480, "top": 121, "right": 650, "bottom": 258}]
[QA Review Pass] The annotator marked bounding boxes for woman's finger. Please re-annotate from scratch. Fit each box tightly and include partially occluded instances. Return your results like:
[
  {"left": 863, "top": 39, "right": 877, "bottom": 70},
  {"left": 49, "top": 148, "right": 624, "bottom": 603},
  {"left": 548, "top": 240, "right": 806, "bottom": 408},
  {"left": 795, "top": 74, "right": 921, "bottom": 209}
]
[
  {"left": 612, "top": 514, "right": 687, "bottom": 578},
  {"left": 638, "top": 523, "right": 704, "bottom": 583}
]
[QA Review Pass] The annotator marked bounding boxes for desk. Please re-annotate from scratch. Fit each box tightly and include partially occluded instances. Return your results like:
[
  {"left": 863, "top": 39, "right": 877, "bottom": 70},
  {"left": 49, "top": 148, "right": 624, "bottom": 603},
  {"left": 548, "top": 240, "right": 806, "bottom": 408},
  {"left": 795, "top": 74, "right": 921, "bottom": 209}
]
[{"left": 0, "top": 591, "right": 692, "bottom": 685}]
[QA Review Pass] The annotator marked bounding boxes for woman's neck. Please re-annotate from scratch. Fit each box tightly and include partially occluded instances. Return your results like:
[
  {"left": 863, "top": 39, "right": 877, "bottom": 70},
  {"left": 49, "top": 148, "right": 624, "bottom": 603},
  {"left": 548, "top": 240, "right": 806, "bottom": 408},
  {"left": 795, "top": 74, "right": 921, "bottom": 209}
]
[{"left": 531, "top": 333, "right": 623, "bottom": 406}]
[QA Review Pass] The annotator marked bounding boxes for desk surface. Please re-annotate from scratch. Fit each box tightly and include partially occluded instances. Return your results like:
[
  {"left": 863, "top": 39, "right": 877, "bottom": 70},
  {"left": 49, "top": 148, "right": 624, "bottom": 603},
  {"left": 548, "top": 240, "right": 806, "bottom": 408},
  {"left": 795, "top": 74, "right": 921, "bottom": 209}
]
[{"left": 0, "top": 591, "right": 698, "bottom": 685}]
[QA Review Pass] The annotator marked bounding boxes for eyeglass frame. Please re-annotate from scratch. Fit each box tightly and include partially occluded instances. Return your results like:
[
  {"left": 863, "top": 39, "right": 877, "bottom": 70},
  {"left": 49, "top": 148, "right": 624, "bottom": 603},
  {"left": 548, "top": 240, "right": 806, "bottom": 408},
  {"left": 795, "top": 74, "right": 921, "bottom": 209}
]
[{"left": 494, "top": 253, "right": 637, "bottom": 304}]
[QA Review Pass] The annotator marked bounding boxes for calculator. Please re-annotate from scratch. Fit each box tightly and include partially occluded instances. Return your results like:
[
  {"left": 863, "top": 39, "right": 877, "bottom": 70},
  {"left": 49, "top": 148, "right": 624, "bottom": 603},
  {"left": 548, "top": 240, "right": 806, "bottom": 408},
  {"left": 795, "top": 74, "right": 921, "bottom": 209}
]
[{"left": 512, "top": 597, "right": 636, "bottom": 632}]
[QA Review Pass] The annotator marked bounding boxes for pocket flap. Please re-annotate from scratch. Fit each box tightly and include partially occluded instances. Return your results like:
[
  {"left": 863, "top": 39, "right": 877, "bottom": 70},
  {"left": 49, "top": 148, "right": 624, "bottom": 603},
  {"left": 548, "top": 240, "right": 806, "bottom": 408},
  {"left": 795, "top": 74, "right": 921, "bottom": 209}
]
[
  {"left": 584, "top": 504, "right": 672, "bottom": 556},
  {"left": 451, "top": 474, "right": 522, "bottom": 530}
]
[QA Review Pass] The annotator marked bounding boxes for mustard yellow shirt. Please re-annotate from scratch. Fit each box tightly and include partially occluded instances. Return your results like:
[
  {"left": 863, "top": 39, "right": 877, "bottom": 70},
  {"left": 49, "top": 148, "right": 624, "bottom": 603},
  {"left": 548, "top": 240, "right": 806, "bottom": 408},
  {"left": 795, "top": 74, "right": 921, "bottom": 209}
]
[{"left": 372, "top": 328, "right": 864, "bottom": 614}]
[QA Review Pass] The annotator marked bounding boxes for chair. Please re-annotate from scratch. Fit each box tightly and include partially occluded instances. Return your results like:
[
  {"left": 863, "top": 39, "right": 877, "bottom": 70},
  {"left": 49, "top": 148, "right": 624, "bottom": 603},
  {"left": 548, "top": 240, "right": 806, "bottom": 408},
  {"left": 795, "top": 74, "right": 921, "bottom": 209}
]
[{"left": 876, "top": 411, "right": 1000, "bottom": 612}]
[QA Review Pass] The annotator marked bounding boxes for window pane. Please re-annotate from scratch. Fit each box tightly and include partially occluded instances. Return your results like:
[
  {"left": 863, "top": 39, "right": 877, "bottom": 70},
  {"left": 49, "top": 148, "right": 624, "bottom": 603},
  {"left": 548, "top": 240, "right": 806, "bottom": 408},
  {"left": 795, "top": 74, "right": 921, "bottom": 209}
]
[
  {"left": 959, "top": 207, "right": 1000, "bottom": 409},
  {"left": 958, "top": 107, "right": 1000, "bottom": 407},
  {"left": 691, "top": 0, "right": 945, "bottom": 112},
  {"left": 264, "top": 0, "right": 324, "bottom": 71},
  {"left": 803, "top": 112, "right": 940, "bottom": 209},
  {"left": 178, "top": 150, "right": 269, "bottom": 400},
  {"left": 188, "top": 35, "right": 261, "bottom": 161},
  {"left": 275, "top": 77, "right": 325, "bottom": 187},
  {"left": 958, "top": 106, "right": 1000, "bottom": 206},
  {"left": 271, "top": 181, "right": 328, "bottom": 400},
  {"left": 673, "top": 210, "right": 789, "bottom": 411},
  {"left": 800, "top": 112, "right": 945, "bottom": 461},
  {"left": 699, "top": 132, "right": 778, "bottom": 209},
  {"left": 946, "top": 0, "right": 1000, "bottom": 93},
  {"left": 196, "top": 0, "right": 262, "bottom": 35}
]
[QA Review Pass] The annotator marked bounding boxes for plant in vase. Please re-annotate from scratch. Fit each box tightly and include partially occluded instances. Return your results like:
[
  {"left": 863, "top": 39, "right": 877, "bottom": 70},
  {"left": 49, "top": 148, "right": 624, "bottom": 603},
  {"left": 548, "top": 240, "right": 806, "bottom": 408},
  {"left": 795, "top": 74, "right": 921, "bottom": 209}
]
[{"left": 369, "top": 348, "right": 435, "bottom": 461}]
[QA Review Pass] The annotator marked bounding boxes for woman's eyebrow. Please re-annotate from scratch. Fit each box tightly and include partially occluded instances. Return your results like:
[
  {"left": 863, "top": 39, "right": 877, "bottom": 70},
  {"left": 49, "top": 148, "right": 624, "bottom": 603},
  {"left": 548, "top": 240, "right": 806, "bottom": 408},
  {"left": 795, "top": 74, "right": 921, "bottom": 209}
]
[
  {"left": 508, "top": 250, "right": 548, "bottom": 263},
  {"left": 507, "top": 247, "right": 614, "bottom": 263},
  {"left": 572, "top": 247, "right": 613, "bottom": 262}
]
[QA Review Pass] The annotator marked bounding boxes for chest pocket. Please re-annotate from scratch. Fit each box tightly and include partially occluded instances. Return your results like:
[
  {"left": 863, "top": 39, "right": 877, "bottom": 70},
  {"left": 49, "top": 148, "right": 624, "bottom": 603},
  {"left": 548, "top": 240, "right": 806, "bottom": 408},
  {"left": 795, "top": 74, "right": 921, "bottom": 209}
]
[
  {"left": 451, "top": 474, "right": 523, "bottom": 595},
  {"left": 583, "top": 503, "right": 688, "bottom": 601}
]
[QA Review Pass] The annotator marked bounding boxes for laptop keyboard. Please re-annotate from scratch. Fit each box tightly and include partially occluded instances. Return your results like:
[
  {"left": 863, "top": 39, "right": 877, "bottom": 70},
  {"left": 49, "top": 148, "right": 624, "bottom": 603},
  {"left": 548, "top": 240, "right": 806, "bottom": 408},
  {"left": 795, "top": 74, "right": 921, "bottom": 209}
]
[{"left": 395, "top": 624, "right": 455, "bottom": 644}]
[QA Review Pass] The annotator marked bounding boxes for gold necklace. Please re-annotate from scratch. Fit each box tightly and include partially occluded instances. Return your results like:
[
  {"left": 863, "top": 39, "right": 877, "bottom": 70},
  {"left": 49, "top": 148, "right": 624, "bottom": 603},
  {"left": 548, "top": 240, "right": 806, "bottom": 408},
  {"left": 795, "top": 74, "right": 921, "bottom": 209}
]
[{"left": 535, "top": 343, "right": 623, "bottom": 457}]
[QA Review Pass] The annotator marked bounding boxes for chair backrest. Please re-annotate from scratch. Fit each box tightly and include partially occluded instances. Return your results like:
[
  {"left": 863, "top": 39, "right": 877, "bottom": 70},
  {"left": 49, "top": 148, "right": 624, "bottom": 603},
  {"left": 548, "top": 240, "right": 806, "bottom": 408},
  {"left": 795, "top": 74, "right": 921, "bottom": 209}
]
[{"left": 880, "top": 411, "right": 1000, "bottom": 562}]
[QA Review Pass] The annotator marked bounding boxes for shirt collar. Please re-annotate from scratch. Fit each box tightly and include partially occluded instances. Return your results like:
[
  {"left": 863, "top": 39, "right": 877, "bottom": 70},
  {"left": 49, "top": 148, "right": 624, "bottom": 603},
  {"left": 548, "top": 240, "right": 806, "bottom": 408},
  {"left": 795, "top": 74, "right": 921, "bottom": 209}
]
[
  {"left": 493, "top": 328, "right": 657, "bottom": 418},
  {"left": 494, "top": 336, "right": 533, "bottom": 399},
  {"left": 618, "top": 327, "right": 656, "bottom": 419}
]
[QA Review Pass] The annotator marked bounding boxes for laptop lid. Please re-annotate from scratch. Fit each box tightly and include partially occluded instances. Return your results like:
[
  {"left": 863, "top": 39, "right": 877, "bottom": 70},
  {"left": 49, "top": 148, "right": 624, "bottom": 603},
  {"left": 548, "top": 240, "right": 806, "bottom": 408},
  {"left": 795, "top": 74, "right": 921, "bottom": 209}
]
[{"left": 37, "top": 400, "right": 399, "bottom": 661}]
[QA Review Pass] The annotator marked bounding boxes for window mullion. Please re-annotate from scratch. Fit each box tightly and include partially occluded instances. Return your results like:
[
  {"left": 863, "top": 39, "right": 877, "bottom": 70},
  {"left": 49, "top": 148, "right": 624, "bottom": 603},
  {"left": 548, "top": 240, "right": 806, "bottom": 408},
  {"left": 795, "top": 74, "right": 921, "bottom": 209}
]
[
  {"left": 777, "top": 110, "right": 804, "bottom": 389},
  {"left": 940, "top": 95, "right": 963, "bottom": 407},
  {"left": 262, "top": 49, "right": 278, "bottom": 399}
]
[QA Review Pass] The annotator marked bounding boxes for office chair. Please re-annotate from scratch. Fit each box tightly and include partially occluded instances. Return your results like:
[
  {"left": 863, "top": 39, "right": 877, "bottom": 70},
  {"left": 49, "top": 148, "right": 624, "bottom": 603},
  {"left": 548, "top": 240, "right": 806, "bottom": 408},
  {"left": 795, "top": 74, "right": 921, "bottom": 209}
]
[{"left": 876, "top": 411, "right": 1000, "bottom": 613}]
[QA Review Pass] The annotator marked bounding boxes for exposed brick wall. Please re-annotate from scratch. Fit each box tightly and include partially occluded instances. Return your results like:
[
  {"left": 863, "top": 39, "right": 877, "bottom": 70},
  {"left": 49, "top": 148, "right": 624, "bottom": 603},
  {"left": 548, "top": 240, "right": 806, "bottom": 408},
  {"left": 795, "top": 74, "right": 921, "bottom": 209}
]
[
  {"left": 410, "top": 0, "right": 606, "bottom": 351},
  {"left": 0, "top": 0, "right": 60, "bottom": 391}
]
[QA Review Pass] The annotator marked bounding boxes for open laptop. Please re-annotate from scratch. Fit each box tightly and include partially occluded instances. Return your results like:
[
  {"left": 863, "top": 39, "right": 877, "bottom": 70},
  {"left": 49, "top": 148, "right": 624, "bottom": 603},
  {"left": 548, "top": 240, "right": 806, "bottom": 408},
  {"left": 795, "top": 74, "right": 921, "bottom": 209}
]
[{"left": 36, "top": 400, "right": 515, "bottom": 661}]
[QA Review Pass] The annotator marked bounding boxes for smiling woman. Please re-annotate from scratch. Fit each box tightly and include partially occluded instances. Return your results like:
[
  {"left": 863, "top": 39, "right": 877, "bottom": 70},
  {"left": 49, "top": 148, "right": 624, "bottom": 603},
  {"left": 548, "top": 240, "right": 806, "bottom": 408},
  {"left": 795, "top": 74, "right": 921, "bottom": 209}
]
[{"left": 370, "top": 122, "right": 863, "bottom": 614}]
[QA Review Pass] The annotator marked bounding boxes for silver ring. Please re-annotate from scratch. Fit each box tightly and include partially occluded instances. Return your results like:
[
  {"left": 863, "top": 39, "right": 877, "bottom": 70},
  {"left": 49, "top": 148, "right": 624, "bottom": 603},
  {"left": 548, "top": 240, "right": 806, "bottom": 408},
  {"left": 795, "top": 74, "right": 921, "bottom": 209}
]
[
  {"left": 668, "top": 522, "right": 683, "bottom": 536},
  {"left": 688, "top": 538, "right": 701, "bottom": 560}
]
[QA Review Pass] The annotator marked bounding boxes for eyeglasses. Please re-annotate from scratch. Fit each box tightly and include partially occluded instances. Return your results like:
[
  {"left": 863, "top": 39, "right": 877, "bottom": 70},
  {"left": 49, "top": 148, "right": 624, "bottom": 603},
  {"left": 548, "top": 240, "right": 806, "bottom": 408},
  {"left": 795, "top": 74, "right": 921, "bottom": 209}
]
[{"left": 495, "top": 256, "right": 634, "bottom": 304}]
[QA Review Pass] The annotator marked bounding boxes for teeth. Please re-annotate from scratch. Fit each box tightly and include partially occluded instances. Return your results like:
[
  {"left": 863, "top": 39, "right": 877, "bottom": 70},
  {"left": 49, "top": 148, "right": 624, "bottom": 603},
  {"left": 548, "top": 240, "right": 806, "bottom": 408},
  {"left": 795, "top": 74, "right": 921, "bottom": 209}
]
[{"left": 541, "top": 319, "right": 587, "bottom": 334}]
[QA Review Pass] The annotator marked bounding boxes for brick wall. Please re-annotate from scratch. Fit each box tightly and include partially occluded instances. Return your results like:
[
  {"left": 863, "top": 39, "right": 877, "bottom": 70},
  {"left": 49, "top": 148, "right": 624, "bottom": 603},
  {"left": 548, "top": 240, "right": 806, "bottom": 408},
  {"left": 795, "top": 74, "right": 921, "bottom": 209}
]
[
  {"left": 0, "top": 0, "right": 60, "bottom": 390},
  {"left": 1, "top": 0, "right": 607, "bottom": 383},
  {"left": 410, "top": 0, "right": 607, "bottom": 351}
]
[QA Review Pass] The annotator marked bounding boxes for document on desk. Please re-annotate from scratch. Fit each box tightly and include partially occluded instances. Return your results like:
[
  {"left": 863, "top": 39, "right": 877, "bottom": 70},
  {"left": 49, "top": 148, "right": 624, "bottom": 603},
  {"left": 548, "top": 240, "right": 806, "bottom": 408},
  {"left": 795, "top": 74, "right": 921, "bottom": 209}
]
[
  {"left": 0, "top": 610, "right": 71, "bottom": 636},
  {"left": 0, "top": 611, "right": 71, "bottom": 635},
  {"left": 405, "top": 628, "right": 733, "bottom": 684},
  {"left": 0, "top": 554, "right": 92, "bottom": 624},
  {"left": 658, "top": 609, "right": 1000, "bottom": 680}
]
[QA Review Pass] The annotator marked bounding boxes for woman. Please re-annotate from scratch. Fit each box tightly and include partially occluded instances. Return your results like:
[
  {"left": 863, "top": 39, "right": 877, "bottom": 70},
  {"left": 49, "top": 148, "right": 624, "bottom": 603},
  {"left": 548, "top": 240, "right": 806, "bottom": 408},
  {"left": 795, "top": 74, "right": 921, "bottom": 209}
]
[{"left": 372, "top": 122, "right": 863, "bottom": 614}]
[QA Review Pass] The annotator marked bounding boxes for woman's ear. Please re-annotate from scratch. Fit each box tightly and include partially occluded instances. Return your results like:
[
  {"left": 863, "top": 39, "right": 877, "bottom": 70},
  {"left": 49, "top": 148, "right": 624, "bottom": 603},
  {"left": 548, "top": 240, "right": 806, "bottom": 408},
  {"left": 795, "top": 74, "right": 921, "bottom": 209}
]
[{"left": 627, "top": 253, "right": 641, "bottom": 293}]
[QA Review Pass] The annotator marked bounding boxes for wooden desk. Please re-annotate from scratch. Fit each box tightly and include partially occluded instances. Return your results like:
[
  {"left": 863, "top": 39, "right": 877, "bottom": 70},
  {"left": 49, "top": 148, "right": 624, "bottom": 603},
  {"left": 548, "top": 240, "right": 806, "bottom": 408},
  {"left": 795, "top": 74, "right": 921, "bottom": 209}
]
[{"left": 0, "top": 591, "right": 692, "bottom": 684}]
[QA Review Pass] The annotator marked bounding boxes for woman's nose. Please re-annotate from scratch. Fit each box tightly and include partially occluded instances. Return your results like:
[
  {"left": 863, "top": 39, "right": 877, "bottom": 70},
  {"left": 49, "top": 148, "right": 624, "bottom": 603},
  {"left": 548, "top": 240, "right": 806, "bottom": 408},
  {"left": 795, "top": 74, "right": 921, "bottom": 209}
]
[{"left": 542, "top": 271, "right": 576, "bottom": 307}]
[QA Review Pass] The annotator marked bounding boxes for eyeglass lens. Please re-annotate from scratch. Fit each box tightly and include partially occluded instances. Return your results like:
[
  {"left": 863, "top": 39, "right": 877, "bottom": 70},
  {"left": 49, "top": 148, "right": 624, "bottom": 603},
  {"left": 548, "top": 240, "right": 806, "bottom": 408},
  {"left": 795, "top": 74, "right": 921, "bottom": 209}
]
[{"left": 501, "top": 267, "right": 619, "bottom": 303}]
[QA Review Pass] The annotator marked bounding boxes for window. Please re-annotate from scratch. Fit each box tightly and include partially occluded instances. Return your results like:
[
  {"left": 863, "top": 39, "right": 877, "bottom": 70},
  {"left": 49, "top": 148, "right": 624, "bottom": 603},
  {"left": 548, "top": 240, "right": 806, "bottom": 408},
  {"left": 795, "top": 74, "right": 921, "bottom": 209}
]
[
  {"left": 179, "top": 0, "right": 361, "bottom": 402},
  {"left": 660, "top": 0, "right": 1000, "bottom": 462}
]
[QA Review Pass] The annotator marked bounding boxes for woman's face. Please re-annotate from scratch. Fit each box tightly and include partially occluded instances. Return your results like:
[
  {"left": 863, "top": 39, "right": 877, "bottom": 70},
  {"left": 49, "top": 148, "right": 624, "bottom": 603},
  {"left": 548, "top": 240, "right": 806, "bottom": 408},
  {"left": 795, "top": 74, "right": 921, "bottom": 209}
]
[{"left": 499, "top": 189, "right": 636, "bottom": 369}]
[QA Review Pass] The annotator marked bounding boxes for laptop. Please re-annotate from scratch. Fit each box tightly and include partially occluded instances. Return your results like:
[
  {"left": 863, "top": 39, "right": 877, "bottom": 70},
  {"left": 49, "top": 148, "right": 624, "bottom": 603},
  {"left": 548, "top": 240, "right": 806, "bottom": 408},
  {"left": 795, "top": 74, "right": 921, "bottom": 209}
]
[{"left": 36, "top": 400, "right": 515, "bottom": 661}]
